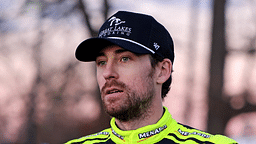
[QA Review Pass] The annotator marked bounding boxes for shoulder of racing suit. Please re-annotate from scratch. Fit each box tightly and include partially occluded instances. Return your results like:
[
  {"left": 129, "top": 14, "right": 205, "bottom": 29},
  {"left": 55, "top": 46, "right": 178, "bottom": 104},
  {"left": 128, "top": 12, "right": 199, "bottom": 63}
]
[{"left": 65, "top": 107, "right": 238, "bottom": 144}]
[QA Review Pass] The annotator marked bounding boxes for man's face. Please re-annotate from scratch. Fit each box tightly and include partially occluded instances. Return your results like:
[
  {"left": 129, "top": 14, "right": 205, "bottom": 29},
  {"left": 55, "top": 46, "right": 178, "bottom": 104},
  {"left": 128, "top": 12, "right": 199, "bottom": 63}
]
[{"left": 96, "top": 45, "right": 156, "bottom": 121}]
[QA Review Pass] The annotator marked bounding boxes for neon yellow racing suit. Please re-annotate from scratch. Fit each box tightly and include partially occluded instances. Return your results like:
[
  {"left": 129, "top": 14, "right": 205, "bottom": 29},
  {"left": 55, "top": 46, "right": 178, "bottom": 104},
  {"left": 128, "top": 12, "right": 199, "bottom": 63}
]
[{"left": 65, "top": 107, "right": 238, "bottom": 144}]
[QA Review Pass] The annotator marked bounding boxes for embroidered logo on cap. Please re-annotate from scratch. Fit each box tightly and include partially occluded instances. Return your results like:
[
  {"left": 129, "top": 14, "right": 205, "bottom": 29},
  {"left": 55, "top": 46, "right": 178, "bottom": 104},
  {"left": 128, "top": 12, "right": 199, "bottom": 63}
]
[
  {"left": 108, "top": 17, "right": 126, "bottom": 26},
  {"left": 154, "top": 42, "right": 160, "bottom": 50},
  {"left": 98, "top": 17, "right": 132, "bottom": 38}
]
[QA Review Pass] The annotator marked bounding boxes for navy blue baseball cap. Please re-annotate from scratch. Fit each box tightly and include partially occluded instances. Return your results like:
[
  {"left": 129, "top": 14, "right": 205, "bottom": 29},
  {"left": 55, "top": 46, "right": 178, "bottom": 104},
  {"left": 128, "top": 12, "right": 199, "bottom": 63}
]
[{"left": 75, "top": 11, "right": 174, "bottom": 64}]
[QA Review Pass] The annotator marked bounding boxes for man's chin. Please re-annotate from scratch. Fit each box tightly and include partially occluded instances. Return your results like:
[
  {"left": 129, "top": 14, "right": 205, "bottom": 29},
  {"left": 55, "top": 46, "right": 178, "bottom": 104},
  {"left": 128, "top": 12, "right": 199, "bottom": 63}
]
[
  {"left": 103, "top": 102, "right": 143, "bottom": 122},
  {"left": 103, "top": 102, "right": 131, "bottom": 121},
  {"left": 106, "top": 107, "right": 133, "bottom": 122},
  {"left": 101, "top": 85, "right": 155, "bottom": 121}
]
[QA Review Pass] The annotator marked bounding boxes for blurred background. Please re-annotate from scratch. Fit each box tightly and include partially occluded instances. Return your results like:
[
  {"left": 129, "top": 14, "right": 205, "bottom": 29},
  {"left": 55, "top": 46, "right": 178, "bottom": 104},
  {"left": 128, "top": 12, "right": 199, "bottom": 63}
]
[{"left": 0, "top": 0, "right": 256, "bottom": 143}]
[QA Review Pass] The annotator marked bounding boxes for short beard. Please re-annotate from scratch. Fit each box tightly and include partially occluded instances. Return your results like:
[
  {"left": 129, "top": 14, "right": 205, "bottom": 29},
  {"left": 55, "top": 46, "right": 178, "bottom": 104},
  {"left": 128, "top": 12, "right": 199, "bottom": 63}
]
[
  {"left": 110, "top": 86, "right": 154, "bottom": 122},
  {"left": 101, "top": 69, "right": 155, "bottom": 122}
]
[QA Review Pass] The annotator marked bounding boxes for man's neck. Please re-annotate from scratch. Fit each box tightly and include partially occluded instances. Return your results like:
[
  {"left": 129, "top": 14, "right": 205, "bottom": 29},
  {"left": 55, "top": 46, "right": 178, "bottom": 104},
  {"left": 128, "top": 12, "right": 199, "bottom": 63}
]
[{"left": 114, "top": 103, "right": 164, "bottom": 131}]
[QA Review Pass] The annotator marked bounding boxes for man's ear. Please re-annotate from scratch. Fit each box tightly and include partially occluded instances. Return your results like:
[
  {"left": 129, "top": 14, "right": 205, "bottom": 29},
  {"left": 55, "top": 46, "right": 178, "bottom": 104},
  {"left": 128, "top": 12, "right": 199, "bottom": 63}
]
[{"left": 156, "top": 59, "right": 172, "bottom": 84}]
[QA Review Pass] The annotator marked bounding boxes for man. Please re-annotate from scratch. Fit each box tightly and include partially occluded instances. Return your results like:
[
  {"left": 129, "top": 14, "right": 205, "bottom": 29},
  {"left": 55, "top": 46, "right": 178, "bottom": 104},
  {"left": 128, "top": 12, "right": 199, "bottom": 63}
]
[{"left": 66, "top": 11, "right": 237, "bottom": 144}]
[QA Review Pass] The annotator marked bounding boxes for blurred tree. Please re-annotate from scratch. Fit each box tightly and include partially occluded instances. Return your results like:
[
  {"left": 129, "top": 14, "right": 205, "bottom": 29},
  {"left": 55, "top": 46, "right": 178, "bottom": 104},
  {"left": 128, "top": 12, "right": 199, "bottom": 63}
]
[
  {"left": 207, "top": 0, "right": 227, "bottom": 135},
  {"left": 77, "top": 0, "right": 110, "bottom": 37},
  {"left": 25, "top": 6, "right": 43, "bottom": 144},
  {"left": 207, "top": 0, "right": 256, "bottom": 135},
  {"left": 184, "top": 0, "right": 199, "bottom": 124},
  {"left": 17, "top": 0, "right": 111, "bottom": 143}
]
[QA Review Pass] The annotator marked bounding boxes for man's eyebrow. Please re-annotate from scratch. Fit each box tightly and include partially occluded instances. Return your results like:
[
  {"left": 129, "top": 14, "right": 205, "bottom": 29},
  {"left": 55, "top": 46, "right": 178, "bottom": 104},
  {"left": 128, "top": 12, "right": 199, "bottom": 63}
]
[
  {"left": 114, "top": 49, "right": 130, "bottom": 54},
  {"left": 97, "top": 52, "right": 105, "bottom": 57},
  {"left": 97, "top": 49, "right": 130, "bottom": 57},
  {"left": 115, "top": 49, "right": 143, "bottom": 57}
]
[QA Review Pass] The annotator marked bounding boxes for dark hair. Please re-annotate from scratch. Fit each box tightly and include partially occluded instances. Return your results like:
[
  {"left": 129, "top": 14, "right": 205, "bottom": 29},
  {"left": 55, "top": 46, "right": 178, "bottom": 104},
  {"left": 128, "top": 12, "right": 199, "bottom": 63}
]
[{"left": 149, "top": 54, "right": 173, "bottom": 99}]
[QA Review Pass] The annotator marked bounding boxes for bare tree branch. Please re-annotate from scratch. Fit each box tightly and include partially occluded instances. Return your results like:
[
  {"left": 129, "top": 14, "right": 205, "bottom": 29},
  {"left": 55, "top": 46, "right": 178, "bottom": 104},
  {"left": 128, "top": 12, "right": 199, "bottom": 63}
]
[
  {"left": 78, "top": 0, "right": 98, "bottom": 37},
  {"left": 103, "top": 0, "right": 110, "bottom": 20}
]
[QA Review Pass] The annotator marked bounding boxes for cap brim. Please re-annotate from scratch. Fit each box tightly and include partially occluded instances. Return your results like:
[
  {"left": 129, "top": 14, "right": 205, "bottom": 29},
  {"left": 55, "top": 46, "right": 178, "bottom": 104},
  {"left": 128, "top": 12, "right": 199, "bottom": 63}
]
[{"left": 75, "top": 37, "right": 153, "bottom": 62}]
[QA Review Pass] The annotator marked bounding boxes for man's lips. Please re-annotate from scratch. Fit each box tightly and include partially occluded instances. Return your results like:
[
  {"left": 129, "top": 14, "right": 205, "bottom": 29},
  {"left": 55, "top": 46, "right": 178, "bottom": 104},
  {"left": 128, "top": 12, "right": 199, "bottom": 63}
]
[
  {"left": 101, "top": 80, "right": 126, "bottom": 97},
  {"left": 104, "top": 87, "right": 124, "bottom": 96}
]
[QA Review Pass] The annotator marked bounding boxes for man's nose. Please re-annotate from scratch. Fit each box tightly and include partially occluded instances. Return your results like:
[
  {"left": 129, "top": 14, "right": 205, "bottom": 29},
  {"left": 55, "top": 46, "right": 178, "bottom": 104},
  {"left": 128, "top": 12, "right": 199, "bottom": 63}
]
[{"left": 102, "top": 62, "right": 119, "bottom": 80}]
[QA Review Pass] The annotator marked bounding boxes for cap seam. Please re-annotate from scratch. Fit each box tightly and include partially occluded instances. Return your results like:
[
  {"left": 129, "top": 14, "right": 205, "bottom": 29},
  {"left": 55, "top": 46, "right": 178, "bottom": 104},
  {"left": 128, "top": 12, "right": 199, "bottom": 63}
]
[{"left": 108, "top": 37, "right": 155, "bottom": 54}]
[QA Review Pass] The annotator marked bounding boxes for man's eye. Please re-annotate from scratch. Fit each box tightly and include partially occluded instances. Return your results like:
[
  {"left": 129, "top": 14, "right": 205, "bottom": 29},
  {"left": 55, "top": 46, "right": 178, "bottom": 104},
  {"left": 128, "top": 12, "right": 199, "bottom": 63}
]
[
  {"left": 121, "top": 57, "right": 130, "bottom": 62},
  {"left": 97, "top": 61, "right": 107, "bottom": 66}
]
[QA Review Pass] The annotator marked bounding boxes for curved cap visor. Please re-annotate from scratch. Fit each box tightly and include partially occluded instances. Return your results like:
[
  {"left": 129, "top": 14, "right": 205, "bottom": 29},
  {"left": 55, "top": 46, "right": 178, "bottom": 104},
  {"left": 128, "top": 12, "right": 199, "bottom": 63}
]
[{"left": 75, "top": 38, "right": 153, "bottom": 62}]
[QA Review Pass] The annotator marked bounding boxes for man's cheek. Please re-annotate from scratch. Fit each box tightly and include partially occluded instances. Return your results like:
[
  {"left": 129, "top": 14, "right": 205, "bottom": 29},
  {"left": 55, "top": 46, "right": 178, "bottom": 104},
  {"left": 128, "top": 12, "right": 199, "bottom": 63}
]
[{"left": 128, "top": 78, "right": 142, "bottom": 91}]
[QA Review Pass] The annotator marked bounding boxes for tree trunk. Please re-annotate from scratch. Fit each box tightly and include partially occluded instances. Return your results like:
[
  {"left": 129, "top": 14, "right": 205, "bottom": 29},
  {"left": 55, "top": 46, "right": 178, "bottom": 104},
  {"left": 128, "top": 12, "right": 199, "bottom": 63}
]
[{"left": 207, "top": 0, "right": 227, "bottom": 135}]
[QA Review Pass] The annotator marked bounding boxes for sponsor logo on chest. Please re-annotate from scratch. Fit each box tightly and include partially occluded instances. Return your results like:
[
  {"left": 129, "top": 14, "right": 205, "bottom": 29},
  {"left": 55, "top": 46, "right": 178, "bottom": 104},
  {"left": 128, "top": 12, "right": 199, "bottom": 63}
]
[
  {"left": 177, "top": 129, "right": 210, "bottom": 138},
  {"left": 138, "top": 125, "right": 167, "bottom": 139},
  {"left": 112, "top": 129, "right": 124, "bottom": 140},
  {"left": 83, "top": 131, "right": 109, "bottom": 139}
]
